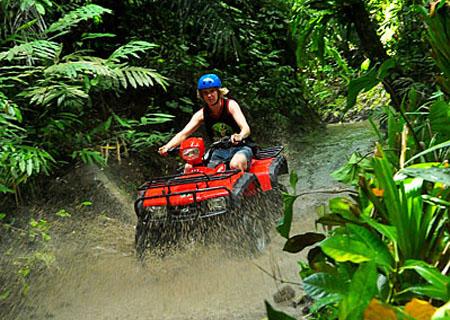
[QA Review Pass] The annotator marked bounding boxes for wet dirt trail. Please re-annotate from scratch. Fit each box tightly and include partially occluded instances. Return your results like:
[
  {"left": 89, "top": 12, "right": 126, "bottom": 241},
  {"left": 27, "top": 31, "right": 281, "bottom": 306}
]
[{"left": 19, "top": 121, "right": 376, "bottom": 320}]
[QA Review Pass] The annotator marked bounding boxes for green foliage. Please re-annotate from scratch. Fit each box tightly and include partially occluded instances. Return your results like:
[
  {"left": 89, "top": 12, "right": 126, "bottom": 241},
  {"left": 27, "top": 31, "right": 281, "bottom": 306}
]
[
  {"left": 321, "top": 224, "right": 394, "bottom": 268},
  {"left": 346, "top": 59, "right": 396, "bottom": 111},
  {"left": 0, "top": 3, "right": 169, "bottom": 198},
  {"left": 0, "top": 40, "right": 61, "bottom": 62},
  {"left": 276, "top": 171, "right": 299, "bottom": 239},
  {"left": 265, "top": 301, "right": 297, "bottom": 320},
  {"left": 402, "top": 260, "right": 450, "bottom": 302},
  {"left": 423, "top": 1, "right": 450, "bottom": 94},
  {"left": 283, "top": 232, "right": 325, "bottom": 253},
  {"left": 429, "top": 100, "right": 450, "bottom": 142},
  {"left": 277, "top": 88, "right": 449, "bottom": 318},
  {"left": 47, "top": 4, "right": 112, "bottom": 36},
  {"left": 338, "top": 262, "right": 378, "bottom": 320},
  {"left": 55, "top": 209, "right": 71, "bottom": 218}
]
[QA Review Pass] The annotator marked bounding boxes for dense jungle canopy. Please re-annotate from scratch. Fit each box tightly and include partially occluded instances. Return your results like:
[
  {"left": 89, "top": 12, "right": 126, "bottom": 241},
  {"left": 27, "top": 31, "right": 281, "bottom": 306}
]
[
  {"left": 0, "top": 0, "right": 449, "bottom": 319},
  {"left": 1, "top": 0, "right": 448, "bottom": 200}
]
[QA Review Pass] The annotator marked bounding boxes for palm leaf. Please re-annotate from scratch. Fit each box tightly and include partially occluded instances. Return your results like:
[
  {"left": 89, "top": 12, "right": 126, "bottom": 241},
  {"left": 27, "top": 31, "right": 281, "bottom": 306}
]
[
  {"left": 108, "top": 41, "right": 159, "bottom": 63},
  {"left": 47, "top": 4, "right": 112, "bottom": 36},
  {"left": 0, "top": 40, "right": 60, "bottom": 62},
  {"left": 115, "top": 67, "right": 168, "bottom": 90},
  {"left": 45, "top": 59, "right": 114, "bottom": 78}
]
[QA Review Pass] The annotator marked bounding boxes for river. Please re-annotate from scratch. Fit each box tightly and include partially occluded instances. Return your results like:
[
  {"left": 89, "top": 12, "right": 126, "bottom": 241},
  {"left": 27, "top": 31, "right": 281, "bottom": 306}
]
[{"left": 15, "top": 121, "right": 376, "bottom": 320}]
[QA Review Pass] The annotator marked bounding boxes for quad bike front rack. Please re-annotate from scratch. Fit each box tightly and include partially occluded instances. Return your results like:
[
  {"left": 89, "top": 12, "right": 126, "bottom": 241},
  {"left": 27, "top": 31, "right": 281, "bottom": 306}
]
[{"left": 135, "top": 169, "right": 242, "bottom": 222}]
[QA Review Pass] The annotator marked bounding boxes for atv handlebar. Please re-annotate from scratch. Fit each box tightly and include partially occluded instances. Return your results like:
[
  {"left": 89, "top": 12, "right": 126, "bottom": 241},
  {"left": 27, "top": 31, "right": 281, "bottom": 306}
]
[
  {"left": 160, "top": 136, "right": 243, "bottom": 158},
  {"left": 210, "top": 136, "right": 233, "bottom": 149},
  {"left": 167, "top": 146, "right": 180, "bottom": 156}
]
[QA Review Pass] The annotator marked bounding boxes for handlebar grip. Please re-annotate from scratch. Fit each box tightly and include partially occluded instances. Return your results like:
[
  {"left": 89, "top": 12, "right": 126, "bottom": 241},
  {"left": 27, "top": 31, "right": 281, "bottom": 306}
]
[{"left": 167, "top": 147, "right": 180, "bottom": 156}]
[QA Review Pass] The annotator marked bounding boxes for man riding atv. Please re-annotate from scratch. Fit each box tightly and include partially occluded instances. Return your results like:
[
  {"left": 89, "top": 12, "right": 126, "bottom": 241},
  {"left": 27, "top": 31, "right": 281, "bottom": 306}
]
[
  {"left": 158, "top": 73, "right": 253, "bottom": 172},
  {"left": 134, "top": 73, "right": 288, "bottom": 259}
]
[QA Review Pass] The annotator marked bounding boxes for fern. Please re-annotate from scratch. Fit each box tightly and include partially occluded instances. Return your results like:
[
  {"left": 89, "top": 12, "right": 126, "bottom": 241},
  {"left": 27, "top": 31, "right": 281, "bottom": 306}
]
[
  {"left": 0, "top": 143, "right": 56, "bottom": 190},
  {"left": 0, "top": 65, "right": 42, "bottom": 86},
  {"left": 115, "top": 67, "right": 168, "bottom": 90},
  {"left": 108, "top": 41, "right": 159, "bottom": 63},
  {"left": 81, "top": 32, "right": 116, "bottom": 41},
  {"left": 0, "top": 40, "right": 61, "bottom": 62},
  {"left": 45, "top": 59, "right": 114, "bottom": 78},
  {"left": 47, "top": 4, "right": 112, "bottom": 35},
  {"left": 22, "top": 84, "right": 89, "bottom": 107},
  {"left": 71, "top": 148, "right": 105, "bottom": 166}
]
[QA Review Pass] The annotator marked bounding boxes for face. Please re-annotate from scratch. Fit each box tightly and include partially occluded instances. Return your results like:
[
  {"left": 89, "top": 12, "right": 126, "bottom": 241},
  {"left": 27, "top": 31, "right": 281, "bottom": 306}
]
[{"left": 200, "top": 88, "right": 219, "bottom": 106}]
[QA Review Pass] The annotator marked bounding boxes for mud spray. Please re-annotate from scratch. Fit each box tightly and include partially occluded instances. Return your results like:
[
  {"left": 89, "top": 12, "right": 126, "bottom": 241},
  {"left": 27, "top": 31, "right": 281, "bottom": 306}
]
[{"left": 12, "top": 121, "right": 375, "bottom": 320}]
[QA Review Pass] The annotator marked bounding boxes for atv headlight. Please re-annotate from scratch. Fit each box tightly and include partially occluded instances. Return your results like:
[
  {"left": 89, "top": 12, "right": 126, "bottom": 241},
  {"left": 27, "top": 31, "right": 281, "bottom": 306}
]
[{"left": 206, "top": 197, "right": 228, "bottom": 212}]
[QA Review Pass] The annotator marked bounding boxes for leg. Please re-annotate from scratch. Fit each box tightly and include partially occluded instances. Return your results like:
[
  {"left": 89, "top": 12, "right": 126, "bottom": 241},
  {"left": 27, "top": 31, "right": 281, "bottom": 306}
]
[
  {"left": 230, "top": 153, "right": 248, "bottom": 171},
  {"left": 229, "top": 146, "right": 253, "bottom": 171},
  {"left": 207, "top": 148, "right": 230, "bottom": 168}
]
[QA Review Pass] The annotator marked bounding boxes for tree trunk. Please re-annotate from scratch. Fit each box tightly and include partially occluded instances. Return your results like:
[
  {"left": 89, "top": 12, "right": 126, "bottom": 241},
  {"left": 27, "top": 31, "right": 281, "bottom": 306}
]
[{"left": 342, "top": 0, "right": 403, "bottom": 109}]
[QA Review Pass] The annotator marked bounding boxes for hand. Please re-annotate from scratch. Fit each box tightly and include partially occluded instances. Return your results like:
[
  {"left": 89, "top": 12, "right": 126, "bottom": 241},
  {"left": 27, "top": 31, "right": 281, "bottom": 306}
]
[
  {"left": 230, "top": 133, "right": 242, "bottom": 145},
  {"left": 158, "top": 145, "right": 169, "bottom": 156}
]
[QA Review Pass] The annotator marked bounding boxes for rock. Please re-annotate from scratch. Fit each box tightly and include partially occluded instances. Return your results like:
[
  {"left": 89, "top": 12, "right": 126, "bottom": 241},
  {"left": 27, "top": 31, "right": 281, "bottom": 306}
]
[{"left": 273, "top": 285, "right": 296, "bottom": 304}]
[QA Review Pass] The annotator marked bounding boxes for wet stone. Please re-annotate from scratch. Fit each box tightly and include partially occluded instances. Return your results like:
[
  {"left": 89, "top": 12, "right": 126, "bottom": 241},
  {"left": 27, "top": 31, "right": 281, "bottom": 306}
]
[{"left": 273, "top": 285, "right": 296, "bottom": 304}]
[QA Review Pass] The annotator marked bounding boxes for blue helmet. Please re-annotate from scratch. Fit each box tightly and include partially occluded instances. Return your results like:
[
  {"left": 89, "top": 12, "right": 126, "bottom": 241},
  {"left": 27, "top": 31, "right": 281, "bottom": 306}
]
[{"left": 197, "top": 73, "right": 222, "bottom": 90}]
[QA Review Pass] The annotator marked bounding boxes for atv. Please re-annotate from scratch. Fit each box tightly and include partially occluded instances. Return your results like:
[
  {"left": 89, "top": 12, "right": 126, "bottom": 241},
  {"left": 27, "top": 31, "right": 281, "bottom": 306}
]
[{"left": 134, "top": 136, "right": 288, "bottom": 259}]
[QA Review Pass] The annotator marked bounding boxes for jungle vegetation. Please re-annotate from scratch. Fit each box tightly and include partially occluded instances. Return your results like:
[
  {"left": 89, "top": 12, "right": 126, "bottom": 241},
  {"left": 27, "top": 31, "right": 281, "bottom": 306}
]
[
  {"left": 273, "top": 0, "right": 450, "bottom": 319},
  {"left": 0, "top": 0, "right": 449, "bottom": 319}
]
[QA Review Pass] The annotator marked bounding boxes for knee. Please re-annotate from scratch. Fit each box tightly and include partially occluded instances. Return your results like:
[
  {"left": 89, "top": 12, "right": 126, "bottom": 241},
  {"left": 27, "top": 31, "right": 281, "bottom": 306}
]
[{"left": 230, "top": 158, "right": 247, "bottom": 171}]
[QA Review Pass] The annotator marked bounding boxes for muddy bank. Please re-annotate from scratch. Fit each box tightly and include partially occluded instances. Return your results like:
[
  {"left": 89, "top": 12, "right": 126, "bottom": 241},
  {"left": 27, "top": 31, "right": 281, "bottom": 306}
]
[{"left": 2, "top": 121, "right": 376, "bottom": 320}]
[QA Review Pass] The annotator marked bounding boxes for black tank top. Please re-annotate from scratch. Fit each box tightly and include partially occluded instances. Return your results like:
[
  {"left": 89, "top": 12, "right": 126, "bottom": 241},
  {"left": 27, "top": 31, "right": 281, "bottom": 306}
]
[{"left": 203, "top": 98, "right": 242, "bottom": 141}]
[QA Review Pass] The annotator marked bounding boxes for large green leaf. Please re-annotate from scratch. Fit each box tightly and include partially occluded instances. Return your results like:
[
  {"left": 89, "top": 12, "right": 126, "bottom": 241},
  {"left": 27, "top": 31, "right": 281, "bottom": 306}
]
[
  {"left": 289, "top": 170, "right": 298, "bottom": 193},
  {"left": 429, "top": 100, "right": 450, "bottom": 142},
  {"left": 400, "top": 167, "right": 450, "bottom": 185},
  {"left": 328, "top": 197, "right": 361, "bottom": 220},
  {"left": 346, "top": 59, "right": 396, "bottom": 112},
  {"left": 265, "top": 301, "right": 296, "bottom": 320},
  {"left": 303, "top": 272, "right": 348, "bottom": 300},
  {"left": 402, "top": 259, "right": 450, "bottom": 301},
  {"left": 339, "top": 262, "right": 378, "bottom": 320},
  {"left": 47, "top": 4, "right": 112, "bottom": 35},
  {"left": 373, "top": 146, "right": 414, "bottom": 257},
  {"left": 346, "top": 67, "right": 379, "bottom": 111},
  {"left": 283, "top": 232, "right": 325, "bottom": 253},
  {"left": 331, "top": 153, "right": 372, "bottom": 185},
  {"left": 361, "top": 216, "right": 398, "bottom": 244},
  {"left": 405, "top": 140, "right": 450, "bottom": 165},
  {"left": 321, "top": 224, "right": 394, "bottom": 268},
  {"left": 276, "top": 193, "right": 299, "bottom": 239}
]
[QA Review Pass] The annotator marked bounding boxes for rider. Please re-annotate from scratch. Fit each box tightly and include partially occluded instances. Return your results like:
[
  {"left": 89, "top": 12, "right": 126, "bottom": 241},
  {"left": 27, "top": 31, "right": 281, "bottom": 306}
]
[{"left": 158, "top": 73, "right": 253, "bottom": 171}]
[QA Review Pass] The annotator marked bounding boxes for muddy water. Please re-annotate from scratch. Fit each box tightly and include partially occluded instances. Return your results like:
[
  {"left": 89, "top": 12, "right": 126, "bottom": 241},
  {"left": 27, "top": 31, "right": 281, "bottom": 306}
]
[{"left": 19, "top": 121, "right": 376, "bottom": 320}]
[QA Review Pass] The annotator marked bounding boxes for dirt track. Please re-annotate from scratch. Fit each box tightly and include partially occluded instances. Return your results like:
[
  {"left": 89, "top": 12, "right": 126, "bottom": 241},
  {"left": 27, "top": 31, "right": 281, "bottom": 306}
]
[{"left": 14, "top": 121, "right": 375, "bottom": 320}]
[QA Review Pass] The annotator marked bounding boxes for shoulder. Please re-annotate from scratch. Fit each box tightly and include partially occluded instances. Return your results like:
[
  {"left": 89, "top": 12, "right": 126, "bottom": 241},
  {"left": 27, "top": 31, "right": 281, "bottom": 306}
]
[
  {"left": 226, "top": 99, "right": 242, "bottom": 113},
  {"left": 193, "top": 108, "right": 204, "bottom": 122}
]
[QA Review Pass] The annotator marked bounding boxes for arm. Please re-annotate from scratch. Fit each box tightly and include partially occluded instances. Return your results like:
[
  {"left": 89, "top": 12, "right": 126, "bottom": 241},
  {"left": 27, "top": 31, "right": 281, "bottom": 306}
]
[
  {"left": 158, "top": 110, "right": 204, "bottom": 155},
  {"left": 227, "top": 100, "right": 251, "bottom": 144}
]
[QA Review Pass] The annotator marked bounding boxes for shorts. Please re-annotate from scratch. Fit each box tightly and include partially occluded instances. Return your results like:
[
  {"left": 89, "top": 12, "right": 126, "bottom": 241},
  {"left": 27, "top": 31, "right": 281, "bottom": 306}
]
[{"left": 209, "top": 145, "right": 253, "bottom": 164}]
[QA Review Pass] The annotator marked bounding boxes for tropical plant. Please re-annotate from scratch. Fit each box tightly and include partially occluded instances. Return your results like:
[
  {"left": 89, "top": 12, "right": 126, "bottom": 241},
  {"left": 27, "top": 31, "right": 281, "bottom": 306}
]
[{"left": 0, "top": 3, "right": 169, "bottom": 201}]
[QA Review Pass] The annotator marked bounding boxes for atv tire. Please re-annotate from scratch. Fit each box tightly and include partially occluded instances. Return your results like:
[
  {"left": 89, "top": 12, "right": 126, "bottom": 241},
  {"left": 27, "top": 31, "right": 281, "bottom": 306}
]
[
  {"left": 135, "top": 213, "right": 163, "bottom": 260},
  {"left": 241, "top": 213, "right": 269, "bottom": 253}
]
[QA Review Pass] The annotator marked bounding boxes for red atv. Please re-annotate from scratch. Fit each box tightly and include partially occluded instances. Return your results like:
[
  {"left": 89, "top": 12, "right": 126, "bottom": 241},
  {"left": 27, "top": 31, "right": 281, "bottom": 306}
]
[{"left": 134, "top": 136, "right": 288, "bottom": 258}]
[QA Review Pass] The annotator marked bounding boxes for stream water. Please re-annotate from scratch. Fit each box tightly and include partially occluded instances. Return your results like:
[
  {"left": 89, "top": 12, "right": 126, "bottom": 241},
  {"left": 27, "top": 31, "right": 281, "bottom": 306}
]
[{"left": 16, "top": 121, "right": 376, "bottom": 320}]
